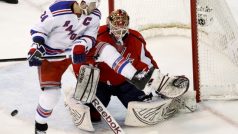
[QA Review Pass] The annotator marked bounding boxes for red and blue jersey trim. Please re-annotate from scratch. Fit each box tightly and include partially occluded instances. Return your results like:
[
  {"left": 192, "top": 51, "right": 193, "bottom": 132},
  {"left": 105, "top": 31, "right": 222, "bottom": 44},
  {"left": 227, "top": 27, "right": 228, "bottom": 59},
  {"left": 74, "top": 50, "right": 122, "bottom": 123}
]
[
  {"left": 52, "top": 9, "right": 72, "bottom": 17},
  {"left": 112, "top": 56, "right": 130, "bottom": 74},
  {"left": 43, "top": 44, "right": 67, "bottom": 55},
  {"left": 49, "top": 1, "right": 74, "bottom": 17},
  {"left": 76, "top": 35, "right": 96, "bottom": 46}
]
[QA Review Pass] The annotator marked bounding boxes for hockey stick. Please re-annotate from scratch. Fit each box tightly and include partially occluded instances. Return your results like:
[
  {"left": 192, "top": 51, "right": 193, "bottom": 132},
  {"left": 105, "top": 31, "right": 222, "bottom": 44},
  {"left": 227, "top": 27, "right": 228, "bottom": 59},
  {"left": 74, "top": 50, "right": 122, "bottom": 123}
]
[
  {"left": 91, "top": 96, "right": 125, "bottom": 134},
  {"left": 0, "top": 55, "right": 68, "bottom": 62},
  {"left": 0, "top": 55, "right": 95, "bottom": 62}
]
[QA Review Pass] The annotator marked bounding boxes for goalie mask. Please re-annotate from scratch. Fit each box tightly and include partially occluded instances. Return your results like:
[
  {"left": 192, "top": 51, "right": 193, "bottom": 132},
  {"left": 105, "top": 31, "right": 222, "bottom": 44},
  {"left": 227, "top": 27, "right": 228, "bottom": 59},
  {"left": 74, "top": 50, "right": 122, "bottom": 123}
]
[
  {"left": 77, "top": 0, "right": 100, "bottom": 15},
  {"left": 107, "top": 9, "right": 129, "bottom": 41}
]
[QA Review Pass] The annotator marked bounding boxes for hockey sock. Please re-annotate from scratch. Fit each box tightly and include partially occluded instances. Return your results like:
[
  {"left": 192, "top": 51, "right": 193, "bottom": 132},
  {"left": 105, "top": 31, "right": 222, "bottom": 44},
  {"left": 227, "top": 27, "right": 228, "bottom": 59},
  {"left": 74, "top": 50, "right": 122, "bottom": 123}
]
[{"left": 35, "top": 87, "right": 61, "bottom": 124}]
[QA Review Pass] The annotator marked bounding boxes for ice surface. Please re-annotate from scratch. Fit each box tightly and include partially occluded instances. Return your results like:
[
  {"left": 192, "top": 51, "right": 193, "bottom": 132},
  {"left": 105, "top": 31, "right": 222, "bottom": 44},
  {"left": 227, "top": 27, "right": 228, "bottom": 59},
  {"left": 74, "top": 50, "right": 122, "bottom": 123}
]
[{"left": 0, "top": 0, "right": 238, "bottom": 134}]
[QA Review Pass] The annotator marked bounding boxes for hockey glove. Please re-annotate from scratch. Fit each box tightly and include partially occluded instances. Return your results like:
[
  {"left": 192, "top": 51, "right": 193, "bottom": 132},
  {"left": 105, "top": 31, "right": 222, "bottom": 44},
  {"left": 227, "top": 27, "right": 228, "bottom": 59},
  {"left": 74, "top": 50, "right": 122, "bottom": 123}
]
[
  {"left": 72, "top": 44, "right": 86, "bottom": 64},
  {"left": 27, "top": 43, "right": 46, "bottom": 66}
]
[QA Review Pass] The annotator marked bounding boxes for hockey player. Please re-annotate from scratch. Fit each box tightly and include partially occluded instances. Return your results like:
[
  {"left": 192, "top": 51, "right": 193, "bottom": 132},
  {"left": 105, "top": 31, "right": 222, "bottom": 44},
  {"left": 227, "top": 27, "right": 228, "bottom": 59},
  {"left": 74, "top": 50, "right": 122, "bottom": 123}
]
[
  {"left": 27, "top": 0, "right": 101, "bottom": 133},
  {"left": 70, "top": 9, "right": 190, "bottom": 123}
]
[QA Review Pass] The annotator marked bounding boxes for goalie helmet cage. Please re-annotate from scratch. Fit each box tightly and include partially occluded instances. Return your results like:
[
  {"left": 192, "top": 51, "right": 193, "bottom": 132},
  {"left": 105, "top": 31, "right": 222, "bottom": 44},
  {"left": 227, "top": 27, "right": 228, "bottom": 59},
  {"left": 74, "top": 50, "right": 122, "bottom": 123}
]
[{"left": 108, "top": 0, "right": 238, "bottom": 102}]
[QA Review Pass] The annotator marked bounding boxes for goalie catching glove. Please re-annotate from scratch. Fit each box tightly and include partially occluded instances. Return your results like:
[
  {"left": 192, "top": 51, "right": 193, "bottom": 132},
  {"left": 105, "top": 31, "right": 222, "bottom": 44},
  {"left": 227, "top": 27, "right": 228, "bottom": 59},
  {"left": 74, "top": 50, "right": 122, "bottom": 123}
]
[{"left": 129, "top": 68, "right": 189, "bottom": 98}]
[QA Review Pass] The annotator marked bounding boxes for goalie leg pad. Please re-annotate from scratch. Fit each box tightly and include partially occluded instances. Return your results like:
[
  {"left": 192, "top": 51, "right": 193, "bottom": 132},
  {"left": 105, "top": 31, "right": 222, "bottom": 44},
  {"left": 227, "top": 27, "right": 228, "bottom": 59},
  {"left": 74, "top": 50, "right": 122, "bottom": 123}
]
[
  {"left": 74, "top": 65, "right": 100, "bottom": 103},
  {"left": 125, "top": 98, "right": 173, "bottom": 127},
  {"left": 64, "top": 97, "right": 95, "bottom": 131},
  {"left": 171, "top": 90, "right": 198, "bottom": 113}
]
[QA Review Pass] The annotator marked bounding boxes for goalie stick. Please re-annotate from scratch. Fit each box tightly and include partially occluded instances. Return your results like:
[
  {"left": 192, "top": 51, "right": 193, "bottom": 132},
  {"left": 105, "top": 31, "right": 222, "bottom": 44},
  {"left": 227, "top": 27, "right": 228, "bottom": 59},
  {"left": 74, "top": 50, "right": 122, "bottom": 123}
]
[
  {"left": 74, "top": 65, "right": 125, "bottom": 134},
  {"left": 91, "top": 96, "right": 125, "bottom": 134}
]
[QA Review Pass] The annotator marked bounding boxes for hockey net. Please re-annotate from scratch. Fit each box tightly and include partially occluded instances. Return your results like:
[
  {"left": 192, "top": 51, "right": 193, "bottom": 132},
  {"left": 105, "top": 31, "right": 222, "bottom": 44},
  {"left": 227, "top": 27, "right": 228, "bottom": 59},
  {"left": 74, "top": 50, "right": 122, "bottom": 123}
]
[{"left": 110, "top": 0, "right": 238, "bottom": 102}]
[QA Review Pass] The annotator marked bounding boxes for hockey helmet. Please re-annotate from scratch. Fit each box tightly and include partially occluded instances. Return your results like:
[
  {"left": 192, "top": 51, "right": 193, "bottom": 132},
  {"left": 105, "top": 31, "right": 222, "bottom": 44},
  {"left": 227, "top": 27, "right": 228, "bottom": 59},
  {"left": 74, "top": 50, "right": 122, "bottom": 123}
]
[{"left": 107, "top": 9, "right": 129, "bottom": 40}]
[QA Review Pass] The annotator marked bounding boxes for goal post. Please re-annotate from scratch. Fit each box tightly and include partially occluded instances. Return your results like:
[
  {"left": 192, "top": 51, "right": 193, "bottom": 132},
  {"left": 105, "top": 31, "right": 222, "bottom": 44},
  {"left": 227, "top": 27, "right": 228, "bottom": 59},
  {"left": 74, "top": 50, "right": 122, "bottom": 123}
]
[
  {"left": 108, "top": 0, "right": 238, "bottom": 102},
  {"left": 190, "top": 0, "right": 200, "bottom": 102},
  {"left": 108, "top": 0, "right": 114, "bottom": 14}
]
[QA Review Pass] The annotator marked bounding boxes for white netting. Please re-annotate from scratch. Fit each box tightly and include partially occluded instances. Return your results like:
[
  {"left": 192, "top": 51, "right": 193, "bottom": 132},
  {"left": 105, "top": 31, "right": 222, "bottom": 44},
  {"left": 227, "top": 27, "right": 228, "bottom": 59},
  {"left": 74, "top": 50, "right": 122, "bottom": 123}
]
[
  {"left": 114, "top": 0, "right": 238, "bottom": 100},
  {"left": 197, "top": 0, "right": 238, "bottom": 100},
  {"left": 114, "top": 0, "right": 190, "bottom": 31}
]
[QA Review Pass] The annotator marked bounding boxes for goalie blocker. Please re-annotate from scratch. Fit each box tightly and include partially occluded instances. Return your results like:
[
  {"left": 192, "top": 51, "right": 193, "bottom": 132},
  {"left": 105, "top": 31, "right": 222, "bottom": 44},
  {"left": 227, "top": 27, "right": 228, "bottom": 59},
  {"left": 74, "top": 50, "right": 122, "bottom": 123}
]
[{"left": 129, "top": 67, "right": 190, "bottom": 99}]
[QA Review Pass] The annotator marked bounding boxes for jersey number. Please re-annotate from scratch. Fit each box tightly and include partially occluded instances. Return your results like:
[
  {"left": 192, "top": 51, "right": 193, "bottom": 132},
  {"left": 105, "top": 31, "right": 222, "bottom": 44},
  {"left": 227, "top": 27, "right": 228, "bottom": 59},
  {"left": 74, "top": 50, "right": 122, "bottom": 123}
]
[{"left": 40, "top": 11, "right": 48, "bottom": 22}]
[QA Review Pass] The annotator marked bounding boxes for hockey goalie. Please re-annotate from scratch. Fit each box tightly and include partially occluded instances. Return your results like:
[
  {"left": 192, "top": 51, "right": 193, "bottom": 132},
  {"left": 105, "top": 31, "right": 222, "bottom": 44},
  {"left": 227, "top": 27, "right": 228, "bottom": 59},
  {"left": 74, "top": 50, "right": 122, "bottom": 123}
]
[
  {"left": 64, "top": 9, "right": 197, "bottom": 132},
  {"left": 65, "top": 65, "right": 197, "bottom": 131}
]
